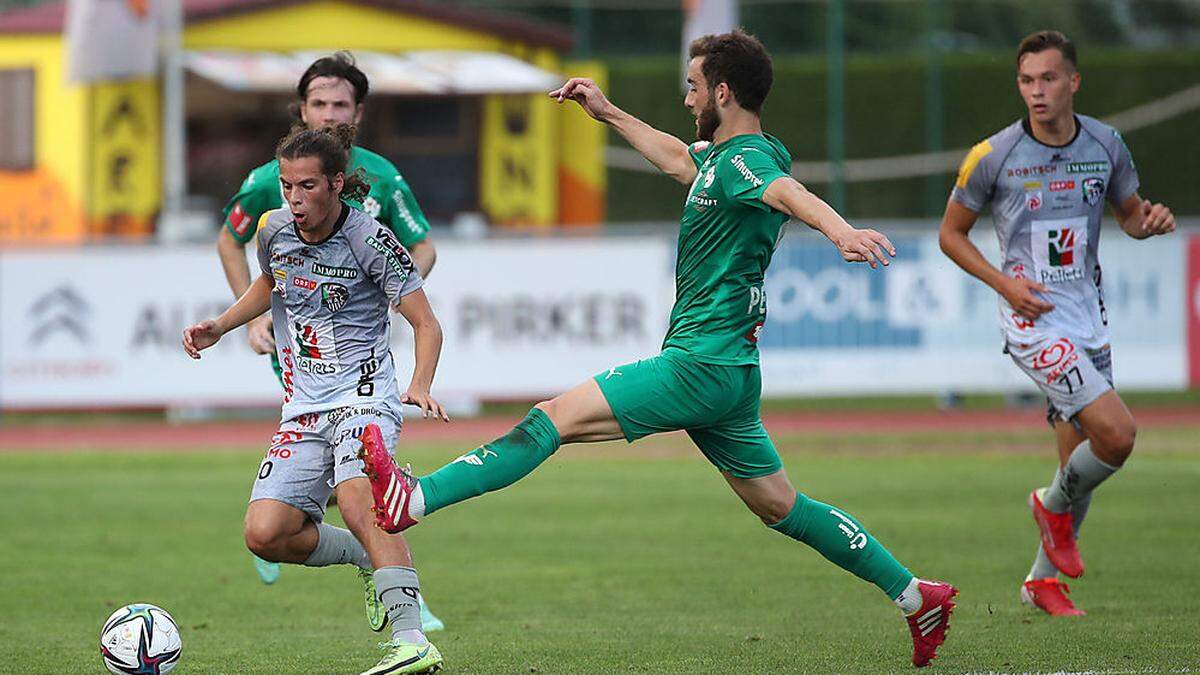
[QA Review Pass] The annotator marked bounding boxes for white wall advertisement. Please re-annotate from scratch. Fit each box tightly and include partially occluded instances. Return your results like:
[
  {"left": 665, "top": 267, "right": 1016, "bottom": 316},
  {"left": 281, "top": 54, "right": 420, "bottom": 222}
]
[
  {"left": 0, "top": 239, "right": 674, "bottom": 408},
  {"left": 0, "top": 231, "right": 1185, "bottom": 409}
]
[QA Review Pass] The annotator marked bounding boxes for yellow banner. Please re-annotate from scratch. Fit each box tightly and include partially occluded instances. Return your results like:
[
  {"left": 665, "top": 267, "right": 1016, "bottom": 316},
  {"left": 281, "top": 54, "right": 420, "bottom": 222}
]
[
  {"left": 88, "top": 78, "right": 160, "bottom": 237},
  {"left": 480, "top": 93, "right": 557, "bottom": 227}
]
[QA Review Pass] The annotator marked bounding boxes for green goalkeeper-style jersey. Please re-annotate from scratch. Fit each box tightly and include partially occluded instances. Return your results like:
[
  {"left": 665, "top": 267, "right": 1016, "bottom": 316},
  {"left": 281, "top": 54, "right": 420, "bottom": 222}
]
[
  {"left": 662, "top": 133, "right": 792, "bottom": 366},
  {"left": 221, "top": 145, "right": 430, "bottom": 248}
]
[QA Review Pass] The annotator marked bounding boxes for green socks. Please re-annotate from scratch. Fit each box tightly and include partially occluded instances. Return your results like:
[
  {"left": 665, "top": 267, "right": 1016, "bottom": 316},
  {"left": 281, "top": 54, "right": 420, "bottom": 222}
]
[
  {"left": 418, "top": 409, "right": 561, "bottom": 516},
  {"left": 769, "top": 492, "right": 914, "bottom": 600}
]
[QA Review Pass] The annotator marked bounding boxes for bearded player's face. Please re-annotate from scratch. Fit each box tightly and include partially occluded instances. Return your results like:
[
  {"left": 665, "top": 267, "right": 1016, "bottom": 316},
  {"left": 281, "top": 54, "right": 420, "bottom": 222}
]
[
  {"left": 684, "top": 57, "right": 720, "bottom": 142},
  {"left": 1017, "top": 49, "right": 1079, "bottom": 126},
  {"left": 279, "top": 156, "right": 343, "bottom": 233},
  {"left": 300, "top": 76, "right": 363, "bottom": 130}
]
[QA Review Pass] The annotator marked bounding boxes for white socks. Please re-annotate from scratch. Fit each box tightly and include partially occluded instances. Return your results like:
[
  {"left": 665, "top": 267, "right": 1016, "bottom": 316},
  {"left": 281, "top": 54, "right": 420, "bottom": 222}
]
[{"left": 894, "top": 577, "right": 924, "bottom": 614}]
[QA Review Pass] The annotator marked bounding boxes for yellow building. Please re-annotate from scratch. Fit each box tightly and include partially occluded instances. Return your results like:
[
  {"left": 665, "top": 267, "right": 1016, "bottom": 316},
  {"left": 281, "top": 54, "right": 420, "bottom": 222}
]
[{"left": 0, "top": 0, "right": 606, "bottom": 245}]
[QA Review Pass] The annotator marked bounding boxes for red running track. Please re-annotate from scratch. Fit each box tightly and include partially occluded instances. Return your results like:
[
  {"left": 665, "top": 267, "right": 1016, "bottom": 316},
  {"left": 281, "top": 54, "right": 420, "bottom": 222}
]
[{"left": 1, "top": 406, "right": 1197, "bottom": 451}]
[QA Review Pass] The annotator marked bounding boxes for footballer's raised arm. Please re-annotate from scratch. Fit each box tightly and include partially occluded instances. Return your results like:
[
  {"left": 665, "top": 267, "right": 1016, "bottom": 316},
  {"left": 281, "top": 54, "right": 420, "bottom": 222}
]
[
  {"left": 762, "top": 176, "right": 895, "bottom": 269},
  {"left": 551, "top": 78, "right": 696, "bottom": 185}
]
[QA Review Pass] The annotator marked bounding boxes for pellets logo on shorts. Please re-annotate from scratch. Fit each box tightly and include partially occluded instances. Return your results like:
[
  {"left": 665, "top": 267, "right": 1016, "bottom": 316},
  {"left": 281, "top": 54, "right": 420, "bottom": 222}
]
[{"left": 320, "top": 283, "right": 349, "bottom": 313}]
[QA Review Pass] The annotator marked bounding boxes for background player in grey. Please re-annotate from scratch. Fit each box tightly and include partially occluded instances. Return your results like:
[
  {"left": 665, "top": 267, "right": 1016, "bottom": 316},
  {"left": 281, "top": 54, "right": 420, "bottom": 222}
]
[
  {"left": 213, "top": 53, "right": 443, "bottom": 631},
  {"left": 938, "top": 30, "right": 1175, "bottom": 617},
  {"left": 183, "top": 124, "right": 446, "bottom": 675}
]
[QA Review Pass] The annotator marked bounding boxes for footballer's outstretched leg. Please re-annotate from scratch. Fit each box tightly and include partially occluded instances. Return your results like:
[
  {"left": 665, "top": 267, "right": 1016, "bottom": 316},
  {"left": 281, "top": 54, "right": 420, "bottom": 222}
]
[{"left": 727, "top": 469, "right": 957, "bottom": 667}]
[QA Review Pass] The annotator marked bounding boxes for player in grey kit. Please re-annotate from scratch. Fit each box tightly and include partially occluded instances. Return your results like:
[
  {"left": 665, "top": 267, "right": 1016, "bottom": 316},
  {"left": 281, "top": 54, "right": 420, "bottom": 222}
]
[
  {"left": 939, "top": 30, "right": 1175, "bottom": 617},
  {"left": 183, "top": 123, "right": 445, "bottom": 674}
]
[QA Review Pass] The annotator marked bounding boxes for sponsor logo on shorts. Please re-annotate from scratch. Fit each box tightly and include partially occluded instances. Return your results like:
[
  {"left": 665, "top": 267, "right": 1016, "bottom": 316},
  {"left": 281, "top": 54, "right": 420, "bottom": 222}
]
[
  {"left": 334, "top": 426, "right": 366, "bottom": 446},
  {"left": 320, "top": 283, "right": 349, "bottom": 313},
  {"left": 292, "top": 277, "right": 317, "bottom": 291},
  {"left": 327, "top": 406, "right": 380, "bottom": 426},
  {"left": 1049, "top": 180, "right": 1075, "bottom": 192},
  {"left": 1081, "top": 177, "right": 1105, "bottom": 206},
  {"left": 1032, "top": 337, "right": 1080, "bottom": 385},
  {"left": 1067, "top": 161, "right": 1108, "bottom": 174},
  {"left": 311, "top": 262, "right": 359, "bottom": 279}
]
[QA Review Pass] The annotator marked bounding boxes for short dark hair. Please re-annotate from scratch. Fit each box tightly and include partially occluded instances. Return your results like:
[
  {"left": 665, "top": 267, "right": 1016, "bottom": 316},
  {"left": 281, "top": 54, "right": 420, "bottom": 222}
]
[
  {"left": 1017, "top": 30, "right": 1077, "bottom": 69},
  {"left": 297, "top": 51, "right": 369, "bottom": 103},
  {"left": 688, "top": 29, "right": 773, "bottom": 114},
  {"left": 276, "top": 123, "right": 369, "bottom": 202}
]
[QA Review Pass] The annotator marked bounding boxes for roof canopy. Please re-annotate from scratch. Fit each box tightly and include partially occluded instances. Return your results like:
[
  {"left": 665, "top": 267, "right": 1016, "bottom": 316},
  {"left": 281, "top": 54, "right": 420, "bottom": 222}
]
[
  {"left": 186, "top": 49, "right": 561, "bottom": 94},
  {"left": 0, "top": 0, "right": 572, "bottom": 50}
]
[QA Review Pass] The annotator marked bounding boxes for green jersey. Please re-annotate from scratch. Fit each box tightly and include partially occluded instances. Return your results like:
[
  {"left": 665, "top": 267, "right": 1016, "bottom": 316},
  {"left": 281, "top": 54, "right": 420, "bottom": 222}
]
[
  {"left": 662, "top": 133, "right": 792, "bottom": 366},
  {"left": 221, "top": 145, "right": 430, "bottom": 248}
]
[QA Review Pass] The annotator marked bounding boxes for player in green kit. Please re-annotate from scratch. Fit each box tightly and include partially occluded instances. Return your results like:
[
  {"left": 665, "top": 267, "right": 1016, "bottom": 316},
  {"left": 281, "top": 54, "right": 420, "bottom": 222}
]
[
  {"left": 358, "top": 31, "right": 957, "bottom": 667},
  {"left": 214, "top": 51, "right": 443, "bottom": 632}
]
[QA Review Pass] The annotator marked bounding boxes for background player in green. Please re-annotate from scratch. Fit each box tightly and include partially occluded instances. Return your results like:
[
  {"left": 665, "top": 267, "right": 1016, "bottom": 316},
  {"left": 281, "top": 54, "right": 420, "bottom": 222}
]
[
  {"left": 358, "top": 30, "right": 958, "bottom": 668},
  {"left": 214, "top": 51, "right": 443, "bottom": 631}
]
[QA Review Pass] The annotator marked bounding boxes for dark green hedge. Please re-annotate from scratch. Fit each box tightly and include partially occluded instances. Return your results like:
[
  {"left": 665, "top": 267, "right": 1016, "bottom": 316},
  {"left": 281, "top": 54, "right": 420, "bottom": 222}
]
[{"left": 605, "top": 50, "right": 1200, "bottom": 221}]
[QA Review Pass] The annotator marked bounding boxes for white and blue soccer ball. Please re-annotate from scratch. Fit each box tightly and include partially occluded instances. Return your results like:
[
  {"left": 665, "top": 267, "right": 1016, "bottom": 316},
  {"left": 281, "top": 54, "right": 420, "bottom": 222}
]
[{"left": 99, "top": 603, "right": 182, "bottom": 675}]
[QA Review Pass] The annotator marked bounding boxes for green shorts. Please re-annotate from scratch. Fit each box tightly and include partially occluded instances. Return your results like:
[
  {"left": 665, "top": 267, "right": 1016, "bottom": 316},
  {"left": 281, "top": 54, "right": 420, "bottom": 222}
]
[{"left": 593, "top": 348, "right": 782, "bottom": 479}]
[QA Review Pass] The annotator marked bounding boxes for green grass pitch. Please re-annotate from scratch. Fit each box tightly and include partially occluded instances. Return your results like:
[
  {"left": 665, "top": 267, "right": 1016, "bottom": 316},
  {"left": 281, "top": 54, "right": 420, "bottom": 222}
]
[{"left": 2, "top": 426, "right": 1198, "bottom": 673}]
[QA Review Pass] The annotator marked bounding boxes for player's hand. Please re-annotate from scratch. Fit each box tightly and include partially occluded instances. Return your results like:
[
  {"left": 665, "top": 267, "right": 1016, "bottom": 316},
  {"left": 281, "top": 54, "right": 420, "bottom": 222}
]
[
  {"left": 1001, "top": 277, "right": 1055, "bottom": 320},
  {"left": 1140, "top": 200, "right": 1175, "bottom": 237},
  {"left": 834, "top": 228, "right": 896, "bottom": 269},
  {"left": 549, "top": 78, "right": 613, "bottom": 122},
  {"left": 246, "top": 314, "right": 276, "bottom": 354},
  {"left": 182, "top": 319, "right": 224, "bottom": 359},
  {"left": 402, "top": 389, "right": 450, "bottom": 422}
]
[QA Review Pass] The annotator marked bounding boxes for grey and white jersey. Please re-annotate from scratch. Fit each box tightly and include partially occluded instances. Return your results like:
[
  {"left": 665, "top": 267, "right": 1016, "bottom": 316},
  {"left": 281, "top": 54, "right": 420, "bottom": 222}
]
[
  {"left": 256, "top": 204, "right": 424, "bottom": 420},
  {"left": 951, "top": 115, "right": 1139, "bottom": 349}
]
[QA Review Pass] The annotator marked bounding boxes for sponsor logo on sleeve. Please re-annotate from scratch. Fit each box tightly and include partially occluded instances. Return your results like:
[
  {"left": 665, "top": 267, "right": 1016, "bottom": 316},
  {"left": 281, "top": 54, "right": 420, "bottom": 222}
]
[
  {"left": 365, "top": 227, "right": 415, "bottom": 280},
  {"left": 362, "top": 196, "right": 382, "bottom": 218},
  {"left": 730, "top": 154, "right": 765, "bottom": 187}
]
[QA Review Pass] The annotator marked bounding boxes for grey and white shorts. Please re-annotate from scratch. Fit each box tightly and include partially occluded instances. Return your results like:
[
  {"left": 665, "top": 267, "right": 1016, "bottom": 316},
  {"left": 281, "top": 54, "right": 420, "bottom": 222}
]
[
  {"left": 1006, "top": 336, "right": 1114, "bottom": 425},
  {"left": 249, "top": 404, "right": 400, "bottom": 522}
]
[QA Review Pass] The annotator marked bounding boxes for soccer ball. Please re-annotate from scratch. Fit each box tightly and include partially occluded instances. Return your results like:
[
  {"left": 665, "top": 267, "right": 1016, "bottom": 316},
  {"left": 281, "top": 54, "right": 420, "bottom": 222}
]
[{"left": 99, "top": 603, "right": 182, "bottom": 675}]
